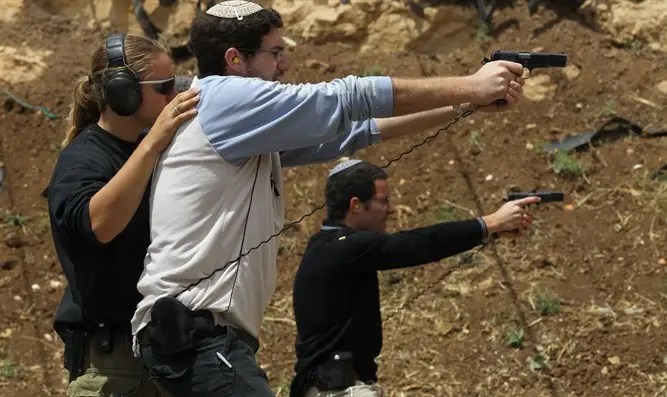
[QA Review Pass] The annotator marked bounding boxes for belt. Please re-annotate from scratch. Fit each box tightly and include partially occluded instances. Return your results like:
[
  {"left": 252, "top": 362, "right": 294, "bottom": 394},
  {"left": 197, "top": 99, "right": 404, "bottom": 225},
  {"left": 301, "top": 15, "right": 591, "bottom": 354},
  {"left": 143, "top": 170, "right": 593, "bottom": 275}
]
[{"left": 138, "top": 309, "right": 259, "bottom": 353}]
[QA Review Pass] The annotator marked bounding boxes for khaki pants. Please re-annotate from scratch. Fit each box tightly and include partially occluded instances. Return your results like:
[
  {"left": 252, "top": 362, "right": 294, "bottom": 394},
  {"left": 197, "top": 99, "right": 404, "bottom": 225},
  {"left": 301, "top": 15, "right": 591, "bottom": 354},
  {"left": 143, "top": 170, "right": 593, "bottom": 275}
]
[
  {"left": 304, "top": 382, "right": 384, "bottom": 397},
  {"left": 67, "top": 331, "right": 162, "bottom": 397}
]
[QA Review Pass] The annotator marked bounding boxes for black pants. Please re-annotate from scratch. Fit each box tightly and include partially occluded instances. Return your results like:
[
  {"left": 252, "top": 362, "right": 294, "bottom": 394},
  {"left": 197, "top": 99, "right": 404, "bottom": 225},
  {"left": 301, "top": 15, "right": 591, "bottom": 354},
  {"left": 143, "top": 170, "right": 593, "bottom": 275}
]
[{"left": 139, "top": 324, "right": 274, "bottom": 397}]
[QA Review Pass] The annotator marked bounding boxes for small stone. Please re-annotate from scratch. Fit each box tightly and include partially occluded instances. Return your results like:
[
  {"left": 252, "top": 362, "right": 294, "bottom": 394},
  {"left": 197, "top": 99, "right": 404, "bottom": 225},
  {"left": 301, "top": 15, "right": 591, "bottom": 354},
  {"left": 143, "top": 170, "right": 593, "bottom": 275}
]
[
  {"left": 31, "top": 283, "right": 40, "bottom": 291},
  {"left": 562, "top": 65, "right": 581, "bottom": 80},
  {"left": 44, "top": 333, "right": 53, "bottom": 342},
  {"left": 526, "top": 123, "right": 537, "bottom": 129},
  {"left": 0, "top": 328, "right": 12, "bottom": 338},
  {"left": 525, "top": 142, "right": 534, "bottom": 150},
  {"left": 13, "top": 295, "right": 22, "bottom": 302},
  {"left": 1, "top": 260, "right": 16, "bottom": 270},
  {"left": 607, "top": 356, "right": 621, "bottom": 365},
  {"left": 49, "top": 280, "right": 63, "bottom": 289},
  {"left": 656, "top": 81, "right": 667, "bottom": 96},
  {"left": 648, "top": 42, "right": 661, "bottom": 51},
  {"left": 632, "top": 164, "right": 643, "bottom": 170},
  {"left": 304, "top": 59, "right": 334, "bottom": 72},
  {"left": 601, "top": 366, "right": 609, "bottom": 375},
  {"left": 485, "top": 174, "right": 493, "bottom": 181},
  {"left": 5, "top": 233, "right": 24, "bottom": 248},
  {"left": 659, "top": 258, "right": 666, "bottom": 266},
  {"left": 564, "top": 204, "right": 575, "bottom": 212}
]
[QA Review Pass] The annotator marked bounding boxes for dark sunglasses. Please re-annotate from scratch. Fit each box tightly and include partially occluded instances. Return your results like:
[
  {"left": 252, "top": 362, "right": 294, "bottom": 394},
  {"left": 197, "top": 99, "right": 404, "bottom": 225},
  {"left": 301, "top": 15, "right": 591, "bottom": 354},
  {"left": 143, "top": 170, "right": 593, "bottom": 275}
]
[{"left": 139, "top": 76, "right": 176, "bottom": 95}]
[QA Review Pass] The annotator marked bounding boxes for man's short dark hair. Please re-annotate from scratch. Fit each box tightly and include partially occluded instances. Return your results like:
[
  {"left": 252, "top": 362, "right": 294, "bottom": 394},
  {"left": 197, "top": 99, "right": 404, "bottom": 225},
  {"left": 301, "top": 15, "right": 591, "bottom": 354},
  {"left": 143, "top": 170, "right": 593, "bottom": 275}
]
[
  {"left": 189, "top": 7, "right": 283, "bottom": 77},
  {"left": 325, "top": 161, "right": 388, "bottom": 222}
]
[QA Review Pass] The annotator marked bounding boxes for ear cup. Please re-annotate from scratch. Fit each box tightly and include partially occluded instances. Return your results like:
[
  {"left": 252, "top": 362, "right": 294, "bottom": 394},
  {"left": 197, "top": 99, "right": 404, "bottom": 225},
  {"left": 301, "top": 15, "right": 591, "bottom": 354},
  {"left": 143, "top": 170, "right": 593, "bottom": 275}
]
[
  {"left": 104, "top": 72, "right": 142, "bottom": 116},
  {"left": 103, "top": 33, "right": 142, "bottom": 116}
]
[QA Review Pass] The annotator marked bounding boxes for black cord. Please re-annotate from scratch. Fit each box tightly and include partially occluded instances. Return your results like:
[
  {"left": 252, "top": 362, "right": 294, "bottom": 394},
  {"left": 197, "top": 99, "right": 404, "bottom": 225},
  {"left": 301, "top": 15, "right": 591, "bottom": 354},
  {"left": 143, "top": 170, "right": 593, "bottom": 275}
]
[{"left": 169, "top": 107, "right": 478, "bottom": 298}]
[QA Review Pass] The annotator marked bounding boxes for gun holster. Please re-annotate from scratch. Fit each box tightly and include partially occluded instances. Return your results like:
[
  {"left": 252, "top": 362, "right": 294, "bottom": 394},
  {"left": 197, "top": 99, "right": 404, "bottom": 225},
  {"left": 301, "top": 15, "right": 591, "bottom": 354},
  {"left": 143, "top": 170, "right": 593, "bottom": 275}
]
[
  {"left": 314, "top": 351, "right": 357, "bottom": 391},
  {"left": 146, "top": 296, "right": 215, "bottom": 356},
  {"left": 64, "top": 329, "right": 87, "bottom": 382}
]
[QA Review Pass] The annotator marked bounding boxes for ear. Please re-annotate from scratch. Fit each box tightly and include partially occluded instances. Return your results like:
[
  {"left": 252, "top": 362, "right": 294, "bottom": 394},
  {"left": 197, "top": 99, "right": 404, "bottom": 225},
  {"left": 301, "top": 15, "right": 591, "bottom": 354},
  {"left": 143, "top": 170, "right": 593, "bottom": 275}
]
[
  {"left": 349, "top": 197, "right": 362, "bottom": 213},
  {"left": 223, "top": 48, "right": 246, "bottom": 75}
]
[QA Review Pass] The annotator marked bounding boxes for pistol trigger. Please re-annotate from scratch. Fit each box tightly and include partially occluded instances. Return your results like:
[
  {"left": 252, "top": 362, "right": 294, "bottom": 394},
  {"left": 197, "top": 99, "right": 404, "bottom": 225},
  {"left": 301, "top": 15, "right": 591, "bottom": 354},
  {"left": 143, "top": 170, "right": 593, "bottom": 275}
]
[
  {"left": 482, "top": 57, "right": 491, "bottom": 64},
  {"left": 522, "top": 68, "right": 532, "bottom": 79}
]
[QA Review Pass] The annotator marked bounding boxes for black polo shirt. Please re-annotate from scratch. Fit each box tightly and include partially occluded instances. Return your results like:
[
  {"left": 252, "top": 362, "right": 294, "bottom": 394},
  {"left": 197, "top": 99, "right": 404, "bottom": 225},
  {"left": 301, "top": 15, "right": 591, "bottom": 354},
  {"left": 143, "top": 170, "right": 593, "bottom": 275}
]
[
  {"left": 291, "top": 218, "right": 485, "bottom": 391},
  {"left": 48, "top": 123, "right": 150, "bottom": 336}
]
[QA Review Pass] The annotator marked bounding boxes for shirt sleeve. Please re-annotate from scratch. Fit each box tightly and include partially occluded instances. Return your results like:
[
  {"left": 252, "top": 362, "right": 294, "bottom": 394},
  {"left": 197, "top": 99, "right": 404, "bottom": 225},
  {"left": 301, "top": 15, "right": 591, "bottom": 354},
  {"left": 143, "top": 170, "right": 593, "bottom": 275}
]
[
  {"left": 197, "top": 75, "right": 394, "bottom": 166},
  {"left": 279, "top": 119, "right": 381, "bottom": 167},
  {"left": 336, "top": 219, "right": 485, "bottom": 272},
  {"left": 48, "top": 166, "right": 108, "bottom": 247}
]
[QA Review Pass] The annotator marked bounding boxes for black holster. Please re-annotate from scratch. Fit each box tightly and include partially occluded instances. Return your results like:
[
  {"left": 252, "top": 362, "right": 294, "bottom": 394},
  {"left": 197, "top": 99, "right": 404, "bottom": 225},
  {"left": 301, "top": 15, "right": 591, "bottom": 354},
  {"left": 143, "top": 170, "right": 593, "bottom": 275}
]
[
  {"left": 145, "top": 296, "right": 216, "bottom": 356},
  {"left": 63, "top": 329, "right": 87, "bottom": 382},
  {"left": 314, "top": 351, "right": 357, "bottom": 391}
]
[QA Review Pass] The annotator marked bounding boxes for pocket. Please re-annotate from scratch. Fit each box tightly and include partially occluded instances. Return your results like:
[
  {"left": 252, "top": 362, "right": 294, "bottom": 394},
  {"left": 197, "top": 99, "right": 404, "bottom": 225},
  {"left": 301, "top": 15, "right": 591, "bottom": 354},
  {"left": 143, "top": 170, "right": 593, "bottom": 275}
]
[{"left": 141, "top": 344, "right": 191, "bottom": 382}]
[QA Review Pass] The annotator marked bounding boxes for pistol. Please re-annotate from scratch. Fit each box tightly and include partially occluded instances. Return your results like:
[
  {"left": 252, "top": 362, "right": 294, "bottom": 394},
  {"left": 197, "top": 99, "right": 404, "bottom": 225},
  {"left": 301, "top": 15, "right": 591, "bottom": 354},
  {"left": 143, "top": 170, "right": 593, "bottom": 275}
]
[
  {"left": 507, "top": 191, "right": 565, "bottom": 203},
  {"left": 483, "top": 50, "right": 567, "bottom": 105},
  {"left": 485, "top": 50, "right": 568, "bottom": 73}
]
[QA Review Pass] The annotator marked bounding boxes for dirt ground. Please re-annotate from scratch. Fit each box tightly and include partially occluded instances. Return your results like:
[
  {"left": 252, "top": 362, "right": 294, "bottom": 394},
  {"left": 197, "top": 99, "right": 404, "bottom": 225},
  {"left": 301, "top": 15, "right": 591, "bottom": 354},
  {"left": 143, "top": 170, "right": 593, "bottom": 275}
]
[{"left": 1, "top": 0, "right": 666, "bottom": 396}]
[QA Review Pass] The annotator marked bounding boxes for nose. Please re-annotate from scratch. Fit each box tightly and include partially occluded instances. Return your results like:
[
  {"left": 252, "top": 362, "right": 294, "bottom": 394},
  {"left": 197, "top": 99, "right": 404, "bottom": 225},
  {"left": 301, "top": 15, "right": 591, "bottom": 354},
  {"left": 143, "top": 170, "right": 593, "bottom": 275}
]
[{"left": 278, "top": 53, "right": 290, "bottom": 72}]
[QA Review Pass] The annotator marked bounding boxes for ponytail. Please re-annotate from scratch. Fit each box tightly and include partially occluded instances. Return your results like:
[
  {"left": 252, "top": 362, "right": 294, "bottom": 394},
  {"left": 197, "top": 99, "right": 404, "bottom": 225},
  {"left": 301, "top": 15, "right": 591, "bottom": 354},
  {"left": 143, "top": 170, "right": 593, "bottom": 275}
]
[{"left": 62, "top": 77, "right": 102, "bottom": 147}]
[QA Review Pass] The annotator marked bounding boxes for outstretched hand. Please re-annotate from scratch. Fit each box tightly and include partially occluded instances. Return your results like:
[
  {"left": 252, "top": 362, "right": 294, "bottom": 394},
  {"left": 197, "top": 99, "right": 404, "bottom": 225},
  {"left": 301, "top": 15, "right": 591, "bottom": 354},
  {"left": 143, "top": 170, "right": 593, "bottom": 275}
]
[
  {"left": 482, "top": 196, "right": 540, "bottom": 239},
  {"left": 467, "top": 60, "right": 525, "bottom": 113}
]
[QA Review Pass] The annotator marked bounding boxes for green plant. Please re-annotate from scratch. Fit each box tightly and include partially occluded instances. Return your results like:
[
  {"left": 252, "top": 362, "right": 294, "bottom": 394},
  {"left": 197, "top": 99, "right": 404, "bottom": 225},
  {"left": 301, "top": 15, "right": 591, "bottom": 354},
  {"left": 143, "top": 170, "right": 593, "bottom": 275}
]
[
  {"left": 2, "top": 212, "right": 28, "bottom": 227},
  {"left": 527, "top": 353, "right": 547, "bottom": 371},
  {"left": 359, "top": 65, "right": 382, "bottom": 77},
  {"left": 506, "top": 328, "right": 524, "bottom": 348},
  {"left": 469, "top": 130, "right": 482, "bottom": 152},
  {"left": 475, "top": 20, "right": 491, "bottom": 42},
  {"left": 436, "top": 205, "right": 460, "bottom": 222},
  {"left": 598, "top": 100, "right": 616, "bottom": 118},
  {"left": 0, "top": 359, "right": 16, "bottom": 378},
  {"left": 534, "top": 288, "right": 561, "bottom": 316},
  {"left": 551, "top": 151, "right": 585, "bottom": 178}
]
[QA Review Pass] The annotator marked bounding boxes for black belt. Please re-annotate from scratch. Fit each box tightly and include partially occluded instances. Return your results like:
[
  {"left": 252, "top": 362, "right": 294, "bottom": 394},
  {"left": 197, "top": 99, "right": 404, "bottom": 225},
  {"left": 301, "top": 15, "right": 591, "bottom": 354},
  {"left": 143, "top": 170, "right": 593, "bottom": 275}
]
[{"left": 138, "top": 309, "right": 259, "bottom": 353}]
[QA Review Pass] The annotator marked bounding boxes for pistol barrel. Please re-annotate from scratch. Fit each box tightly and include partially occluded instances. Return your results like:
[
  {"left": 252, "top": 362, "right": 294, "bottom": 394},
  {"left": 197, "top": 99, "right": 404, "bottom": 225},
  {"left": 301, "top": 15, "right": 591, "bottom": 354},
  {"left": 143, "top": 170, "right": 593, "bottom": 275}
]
[
  {"left": 490, "top": 50, "right": 568, "bottom": 69},
  {"left": 507, "top": 191, "right": 565, "bottom": 202}
]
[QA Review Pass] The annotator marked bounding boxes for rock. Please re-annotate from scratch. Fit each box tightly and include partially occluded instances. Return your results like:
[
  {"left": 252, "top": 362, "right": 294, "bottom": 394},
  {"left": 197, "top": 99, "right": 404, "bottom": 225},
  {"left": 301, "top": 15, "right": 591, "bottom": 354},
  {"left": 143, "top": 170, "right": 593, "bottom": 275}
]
[
  {"left": 273, "top": 0, "right": 474, "bottom": 54},
  {"left": 608, "top": 356, "right": 621, "bottom": 365},
  {"left": 523, "top": 74, "right": 557, "bottom": 102},
  {"left": 1, "top": 260, "right": 16, "bottom": 270},
  {"left": 579, "top": 0, "right": 667, "bottom": 53},
  {"left": 562, "top": 65, "right": 581, "bottom": 81},
  {"left": 656, "top": 80, "right": 667, "bottom": 95},
  {"left": 4, "top": 232, "right": 24, "bottom": 248},
  {"left": 304, "top": 59, "right": 334, "bottom": 72}
]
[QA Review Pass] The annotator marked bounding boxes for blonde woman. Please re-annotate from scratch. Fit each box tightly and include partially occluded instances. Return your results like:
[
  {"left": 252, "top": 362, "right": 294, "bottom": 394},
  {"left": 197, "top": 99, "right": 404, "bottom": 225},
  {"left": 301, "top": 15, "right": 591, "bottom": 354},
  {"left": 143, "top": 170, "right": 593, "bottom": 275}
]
[{"left": 47, "top": 33, "right": 199, "bottom": 397}]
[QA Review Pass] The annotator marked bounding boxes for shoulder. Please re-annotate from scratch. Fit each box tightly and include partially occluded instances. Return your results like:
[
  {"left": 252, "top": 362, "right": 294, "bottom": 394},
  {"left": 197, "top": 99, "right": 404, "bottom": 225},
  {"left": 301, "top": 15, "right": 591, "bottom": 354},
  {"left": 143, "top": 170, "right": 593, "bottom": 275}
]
[{"left": 305, "top": 228, "right": 386, "bottom": 256}]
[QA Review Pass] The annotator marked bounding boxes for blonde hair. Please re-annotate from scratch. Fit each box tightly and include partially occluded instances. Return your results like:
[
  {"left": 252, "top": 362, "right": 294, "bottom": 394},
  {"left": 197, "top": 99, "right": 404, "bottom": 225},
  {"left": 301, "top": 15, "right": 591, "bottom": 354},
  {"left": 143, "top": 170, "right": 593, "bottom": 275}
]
[{"left": 62, "top": 34, "right": 168, "bottom": 147}]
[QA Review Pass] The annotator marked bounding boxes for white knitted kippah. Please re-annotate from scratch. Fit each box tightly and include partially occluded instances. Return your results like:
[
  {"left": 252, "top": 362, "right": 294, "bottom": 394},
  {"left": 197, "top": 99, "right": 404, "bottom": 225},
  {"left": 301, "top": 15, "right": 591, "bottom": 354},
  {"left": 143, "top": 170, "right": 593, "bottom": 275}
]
[
  {"left": 206, "top": 1, "right": 263, "bottom": 20},
  {"left": 328, "top": 159, "right": 363, "bottom": 177}
]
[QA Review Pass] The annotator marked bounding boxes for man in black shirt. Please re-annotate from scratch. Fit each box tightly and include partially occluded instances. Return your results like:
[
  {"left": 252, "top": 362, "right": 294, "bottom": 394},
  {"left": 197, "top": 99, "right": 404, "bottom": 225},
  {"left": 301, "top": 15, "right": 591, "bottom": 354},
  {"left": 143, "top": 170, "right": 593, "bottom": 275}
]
[{"left": 290, "top": 160, "right": 540, "bottom": 397}]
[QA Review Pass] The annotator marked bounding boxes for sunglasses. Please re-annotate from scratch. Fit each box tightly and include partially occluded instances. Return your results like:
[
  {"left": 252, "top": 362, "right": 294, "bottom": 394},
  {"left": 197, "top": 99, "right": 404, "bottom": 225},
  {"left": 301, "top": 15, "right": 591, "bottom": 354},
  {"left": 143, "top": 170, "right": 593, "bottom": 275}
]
[{"left": 139, "top": 76, "right": 176, "bottom": 95}]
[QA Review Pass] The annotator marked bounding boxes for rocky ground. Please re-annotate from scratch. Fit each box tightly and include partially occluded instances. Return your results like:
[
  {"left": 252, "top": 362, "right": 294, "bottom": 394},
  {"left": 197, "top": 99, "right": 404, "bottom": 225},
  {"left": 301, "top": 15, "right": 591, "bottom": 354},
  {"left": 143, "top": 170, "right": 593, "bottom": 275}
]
[{"left": 0, "top": 0, "right": 666, "bottom": 396}]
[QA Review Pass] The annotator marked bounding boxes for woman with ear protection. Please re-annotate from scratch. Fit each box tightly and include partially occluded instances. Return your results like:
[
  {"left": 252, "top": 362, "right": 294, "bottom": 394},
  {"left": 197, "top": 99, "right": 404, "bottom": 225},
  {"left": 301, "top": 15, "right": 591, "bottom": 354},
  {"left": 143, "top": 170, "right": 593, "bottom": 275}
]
[{"left": 46, "top": 33, "right": 199, "bottom": 397}]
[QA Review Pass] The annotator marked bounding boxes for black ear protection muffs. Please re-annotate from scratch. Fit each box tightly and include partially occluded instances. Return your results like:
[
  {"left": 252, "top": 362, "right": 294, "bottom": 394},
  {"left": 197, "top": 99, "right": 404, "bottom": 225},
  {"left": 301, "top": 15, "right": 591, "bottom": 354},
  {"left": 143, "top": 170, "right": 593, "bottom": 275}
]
[{"left": 103, "top": 33, "right": 142, "bottom": 116}]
